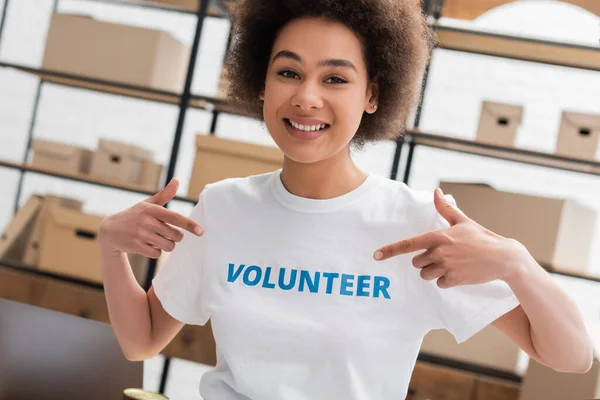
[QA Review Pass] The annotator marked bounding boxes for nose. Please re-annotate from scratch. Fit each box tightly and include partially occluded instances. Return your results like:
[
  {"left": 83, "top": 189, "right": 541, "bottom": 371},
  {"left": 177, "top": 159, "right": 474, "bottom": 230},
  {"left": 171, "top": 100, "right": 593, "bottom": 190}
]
[{"left": 291, "top": 80, "right": 323, "bottom": 111}]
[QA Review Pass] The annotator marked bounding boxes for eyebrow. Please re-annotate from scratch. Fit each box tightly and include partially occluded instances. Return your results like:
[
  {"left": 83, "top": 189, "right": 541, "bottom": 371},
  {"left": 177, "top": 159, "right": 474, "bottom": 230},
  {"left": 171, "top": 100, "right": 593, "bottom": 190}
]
[{"left": 272, "top": 50, "right": 357, "bottom": 72}]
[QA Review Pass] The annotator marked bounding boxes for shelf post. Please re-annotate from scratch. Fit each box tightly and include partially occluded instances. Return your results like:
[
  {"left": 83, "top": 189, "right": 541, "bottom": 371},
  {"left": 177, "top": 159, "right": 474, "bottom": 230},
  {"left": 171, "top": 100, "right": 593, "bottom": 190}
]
[{"left": 0, "top": 0, "right": 9, "bottom": 50}]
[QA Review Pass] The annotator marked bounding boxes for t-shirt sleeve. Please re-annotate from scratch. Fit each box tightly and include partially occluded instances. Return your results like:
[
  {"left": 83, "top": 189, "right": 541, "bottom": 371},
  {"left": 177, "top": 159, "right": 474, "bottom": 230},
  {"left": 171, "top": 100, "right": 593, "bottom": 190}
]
[
  {"left": 152, "top": 189, "right": 210, "bottom": 326},
  {"left": 423, "top": 193, "right": 520, "bottom": 344}
]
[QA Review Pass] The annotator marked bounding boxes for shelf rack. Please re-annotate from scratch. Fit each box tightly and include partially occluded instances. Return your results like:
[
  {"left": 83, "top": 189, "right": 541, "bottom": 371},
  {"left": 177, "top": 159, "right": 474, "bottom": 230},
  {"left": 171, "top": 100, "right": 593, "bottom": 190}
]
[{"left": 0, "top": 0, "right": 599, "bottom": 393}]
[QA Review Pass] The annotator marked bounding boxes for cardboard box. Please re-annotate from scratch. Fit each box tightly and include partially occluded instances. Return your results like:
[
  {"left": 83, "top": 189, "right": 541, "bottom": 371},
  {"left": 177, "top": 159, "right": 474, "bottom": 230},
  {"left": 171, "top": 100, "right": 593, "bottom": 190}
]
[
  {"left": 38, "top": 207, "right": 105, "bottom": 283},
  {"left": 42, "top": 13, "right": 190, "bottom": 92},
  {"left": 31, "top": 139, "right": 93, "bottom": 175},
  {"left": 89, "top": 139, "right": 154, "bottom": 185},
  {"left": 188, "top": 135, "right": 284, "bottom": 199},
  {"left": 38, "top": 207, "right": 147, "bottom": 284},
  {"left": 141, "top": 0, "right": 198, "bottom": 10},
  {"left": 519, "top": 358, "right": 600, "bottom": 400},
  {"left": 140, "top": 160, "right": 164, "bottom": 191},
  {"left": 555, "top": 111, "right": 600, "bottom": 161},
  {"left": 420, "top": 327, "right": 526, "bottom": 375},
  {"left": 22, "top": 195, "right": 83, "bottom": 267},
  {"left": 0, "top": 195, "right": 43, "bottom": 263},
  {"left": 476, "top": 101, "right": 523, "bottom": 147},
  {"left": 439, "top": 182, "right": 596, "bottom": 273}
]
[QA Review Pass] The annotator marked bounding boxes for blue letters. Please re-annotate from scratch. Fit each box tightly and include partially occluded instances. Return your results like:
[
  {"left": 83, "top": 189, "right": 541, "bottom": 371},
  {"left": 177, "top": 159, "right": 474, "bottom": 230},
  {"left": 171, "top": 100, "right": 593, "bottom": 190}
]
[
  {"left": 262, "top": 266, "right": 276, "bottom": 289},
  {"left": 340, "top": 274, "right": 354, "bottom": 296},
  {"left": 356, "top": 275, "right": 371, "bottom": 297},
  {"left": 243, "top": 265, "right": 262, "bottom": 286},
  {"left": 278, "top": 268, "right": 297, "bottom": 290},
  {"left": 299, "top": 270, "right": 320, "bottom": 293},
  {"left": 227, "top": 263, "right": 244, "bottom": 282},
  {"left": 322, "top": 272, "right": 340, "bottom": 294},
  {"left": 226, "top": 263, "right": 391, "bottom": 299},
  {"left": 373, "top": 276, "right": 391, "bottom": 299}
]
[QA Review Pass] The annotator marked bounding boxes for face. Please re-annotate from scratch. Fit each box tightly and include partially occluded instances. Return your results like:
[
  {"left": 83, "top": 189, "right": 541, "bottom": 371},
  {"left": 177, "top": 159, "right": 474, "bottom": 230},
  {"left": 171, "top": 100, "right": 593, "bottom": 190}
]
[{"left": 260, "top": 17, "right": 378, "bottom": 164}]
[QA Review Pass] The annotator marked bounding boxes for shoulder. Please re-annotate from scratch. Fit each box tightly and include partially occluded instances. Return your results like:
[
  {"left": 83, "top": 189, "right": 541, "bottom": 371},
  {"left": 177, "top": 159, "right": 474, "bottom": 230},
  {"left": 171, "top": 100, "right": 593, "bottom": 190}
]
[{"left": 373, "top": 177, "right": 451, "bottom": 233}]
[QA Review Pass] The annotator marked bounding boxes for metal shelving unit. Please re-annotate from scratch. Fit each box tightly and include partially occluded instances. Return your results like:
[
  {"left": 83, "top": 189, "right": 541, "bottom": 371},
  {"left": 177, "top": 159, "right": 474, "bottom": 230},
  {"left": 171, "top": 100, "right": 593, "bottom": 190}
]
[
  {"left": 0, "top": 0, "right": 223, "bottom": 392},
  {"left": 1, "top": 0, "right": 599, "bottom": 393}
]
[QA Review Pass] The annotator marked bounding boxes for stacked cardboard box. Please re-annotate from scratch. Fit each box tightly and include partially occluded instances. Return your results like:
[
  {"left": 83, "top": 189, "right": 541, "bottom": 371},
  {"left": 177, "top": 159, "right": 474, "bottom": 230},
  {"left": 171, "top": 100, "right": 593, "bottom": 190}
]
[
  {"left": 188, "top": 134, "right": 284, "bottom": 199},
  {"left": 439, "top": 181, "right": 596, "bottom": 274},
  {"left": 30, "top": 138, "right": 163, "bottom": 191},
  {"left": 476, "top": 100, "right": 524, "bottom": 147},
  {"left": 42, "top": 13, "right": 190, "bottom": 93},
  {"left": 0, "top": 195, "right": 147, "bottom": 285},
  {"left": 555, "top": 111, "right": 600, "bottom": 161}
]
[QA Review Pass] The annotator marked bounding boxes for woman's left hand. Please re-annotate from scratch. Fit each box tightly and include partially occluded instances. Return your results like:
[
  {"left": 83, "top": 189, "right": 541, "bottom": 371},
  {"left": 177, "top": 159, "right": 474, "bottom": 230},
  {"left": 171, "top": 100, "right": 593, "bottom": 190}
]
[{"left": 373, "top": 188, "right": 528, "bottom": 288}]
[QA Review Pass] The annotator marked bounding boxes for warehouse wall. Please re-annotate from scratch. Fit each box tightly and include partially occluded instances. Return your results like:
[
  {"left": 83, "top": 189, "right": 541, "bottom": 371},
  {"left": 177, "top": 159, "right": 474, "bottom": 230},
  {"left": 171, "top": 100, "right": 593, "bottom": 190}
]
[{"left": 0, "top": 0, "right": 599, "bottom": 396}]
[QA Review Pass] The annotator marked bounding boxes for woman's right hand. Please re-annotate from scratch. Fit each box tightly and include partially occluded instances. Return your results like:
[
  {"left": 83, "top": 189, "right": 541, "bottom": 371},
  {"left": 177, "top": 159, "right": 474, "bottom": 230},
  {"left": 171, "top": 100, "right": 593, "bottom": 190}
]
[{"left": 98, "top": 178, "right": 204, "bottom": 259}]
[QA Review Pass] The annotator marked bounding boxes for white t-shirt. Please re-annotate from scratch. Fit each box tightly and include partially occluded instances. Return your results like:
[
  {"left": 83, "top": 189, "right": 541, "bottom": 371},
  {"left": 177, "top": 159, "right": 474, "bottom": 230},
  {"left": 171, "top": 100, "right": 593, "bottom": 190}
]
[{"left": 153, "top": 169, "right": 520, "bottom": 400}]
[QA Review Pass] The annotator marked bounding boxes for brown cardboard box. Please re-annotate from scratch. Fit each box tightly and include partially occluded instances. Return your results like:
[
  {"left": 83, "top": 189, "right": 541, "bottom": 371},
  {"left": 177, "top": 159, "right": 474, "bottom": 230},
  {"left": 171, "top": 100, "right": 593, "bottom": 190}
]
[
  {"left": 420, "top": 327, "right": 524, "bottom": 375},
  {"left": 140, "top": 160, "right": 164, "bottom": 191},
  {"left": 555, "top": 111, "right": 600, "bottom": 161},
  {"left": 476, "top": 101, "right": 524, "bottom": 147},
  {"left": 31, "top": 139, "right": 93, "bottom": 175},
  {"left": 22, "top": 195, "right": 83, "bottom": 267},
  {"left": 42, "top": 13, "right": 190, "bottom": 92},
  {"left": 38, "top": 207, "right": 148, "bottom": 285},
  {"left": 38, "top": 207, "right": 104, "bottom": 283},
  {"left": 439, "top": 182, "right": 596, "bottom": 273},
  {"left": 0, "top": 195, "right": 43, "bottom": 263},
  {"left": 142, "top": 0, "right": 198, "bottom": 10},
  {"left": 519, "top": 358, "right": 600, "bottom": 400},
  {"left": 89, "top": 139, "right": 154, "bottom": 185},
  {"left": 188, "top": 134, "right": 284, "bottom": 199}
]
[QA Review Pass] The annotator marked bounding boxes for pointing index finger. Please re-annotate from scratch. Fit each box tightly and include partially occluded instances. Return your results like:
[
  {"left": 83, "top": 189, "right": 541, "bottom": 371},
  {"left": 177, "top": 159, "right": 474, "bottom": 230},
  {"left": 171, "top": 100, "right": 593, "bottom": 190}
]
[
  {"left": 149, "top": 205, "right": 204, "bottom": 236},
  {"left": 374, "top": 232, "right": 437, "bottom": 261}
]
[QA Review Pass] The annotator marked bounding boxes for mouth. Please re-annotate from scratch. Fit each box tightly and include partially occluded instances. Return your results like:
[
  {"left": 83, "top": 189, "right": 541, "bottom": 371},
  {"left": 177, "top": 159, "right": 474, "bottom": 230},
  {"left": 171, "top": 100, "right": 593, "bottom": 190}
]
[{"left": 284, "top": 118, "right": 330, "bottom": 140}]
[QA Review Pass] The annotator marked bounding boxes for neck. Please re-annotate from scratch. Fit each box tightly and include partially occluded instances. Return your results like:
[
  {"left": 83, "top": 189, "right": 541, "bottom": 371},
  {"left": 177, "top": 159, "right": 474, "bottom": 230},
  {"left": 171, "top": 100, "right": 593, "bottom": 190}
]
[{"left": 279, "top": 146, "right": 368, "bottom": 200}]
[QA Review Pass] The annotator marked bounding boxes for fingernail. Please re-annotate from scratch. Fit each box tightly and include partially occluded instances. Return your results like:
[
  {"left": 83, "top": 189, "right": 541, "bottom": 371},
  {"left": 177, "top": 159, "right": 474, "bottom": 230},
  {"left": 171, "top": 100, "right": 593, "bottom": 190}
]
[
  {"left": 374, "top": 251, "right": 384, "bottom": 260},
  {"left": 194, "top": 226, "right": 204, "bottom": 236}
]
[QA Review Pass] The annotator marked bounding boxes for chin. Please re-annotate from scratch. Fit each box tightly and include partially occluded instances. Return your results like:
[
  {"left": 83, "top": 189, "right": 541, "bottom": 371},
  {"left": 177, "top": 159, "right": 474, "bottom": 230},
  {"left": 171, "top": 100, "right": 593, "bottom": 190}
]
[{"left": 277, "top": 144, "right": 328, "bottom": 165}]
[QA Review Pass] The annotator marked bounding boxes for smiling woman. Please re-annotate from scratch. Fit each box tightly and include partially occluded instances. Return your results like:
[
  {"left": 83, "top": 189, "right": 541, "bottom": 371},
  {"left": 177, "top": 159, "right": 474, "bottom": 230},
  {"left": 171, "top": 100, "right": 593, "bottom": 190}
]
[{"left": 98, "top": 0, "right": 593, "bottom": 399}]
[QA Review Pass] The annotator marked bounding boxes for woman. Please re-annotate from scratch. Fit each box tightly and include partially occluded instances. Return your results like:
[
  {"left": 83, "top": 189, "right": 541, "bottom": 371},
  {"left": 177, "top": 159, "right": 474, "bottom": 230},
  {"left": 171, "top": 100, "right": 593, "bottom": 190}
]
[{"left": 98, "top": 0, "right": 593, "bottom": 398}]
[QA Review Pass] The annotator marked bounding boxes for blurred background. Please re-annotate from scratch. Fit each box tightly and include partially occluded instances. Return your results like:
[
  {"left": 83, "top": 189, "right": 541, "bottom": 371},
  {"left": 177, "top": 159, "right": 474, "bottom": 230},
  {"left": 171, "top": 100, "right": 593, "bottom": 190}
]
[{"left": 0, "top": 0, "right": 599, "bottom": 399}]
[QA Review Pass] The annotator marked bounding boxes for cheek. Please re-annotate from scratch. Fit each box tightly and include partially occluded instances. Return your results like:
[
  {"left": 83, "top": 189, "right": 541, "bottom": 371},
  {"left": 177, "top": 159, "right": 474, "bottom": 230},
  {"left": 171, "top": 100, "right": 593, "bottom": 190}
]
[
  {"left": 263, "top": 80, "right": 288, "bottom": 119},
  {"left": 331, "top": 94, "right": 366, "bottom": 133}
]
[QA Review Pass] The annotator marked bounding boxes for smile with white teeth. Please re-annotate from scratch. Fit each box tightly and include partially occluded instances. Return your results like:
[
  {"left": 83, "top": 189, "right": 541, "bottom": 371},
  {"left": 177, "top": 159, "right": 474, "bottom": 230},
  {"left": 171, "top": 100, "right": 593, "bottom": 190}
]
[{"left": 287, "top": 119, "right": 328, "bottom": 132}]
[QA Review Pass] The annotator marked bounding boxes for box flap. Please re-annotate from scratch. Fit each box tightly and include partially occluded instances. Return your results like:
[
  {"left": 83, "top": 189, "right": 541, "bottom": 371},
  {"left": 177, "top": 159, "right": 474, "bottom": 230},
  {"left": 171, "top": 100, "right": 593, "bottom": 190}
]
[
  {"left": 98, "top": 139, "right": 153, "bottom": 161},
  {"left": 47, "top": 207, "right": 103, "bottom": 233},
  {"left": 439, "top": 181, "right": 496, "bottom": 190},
  {"left": 31, "top": 139, "right": 85, "bottom": 159},
  {"left": 482, "top": 100, "right": 524, "bottom": 124},
  {"left": 562, "top": 111, "right": 600, "bottom": 130},
  {"left": 0, "top": 195, "right": 43, "bottom": 260},
  {"left": 195, "top": 134, "right": 284, "bottom": 164},
  {"left": 42, "top": 195, "right": 83, "bottom": 211}
]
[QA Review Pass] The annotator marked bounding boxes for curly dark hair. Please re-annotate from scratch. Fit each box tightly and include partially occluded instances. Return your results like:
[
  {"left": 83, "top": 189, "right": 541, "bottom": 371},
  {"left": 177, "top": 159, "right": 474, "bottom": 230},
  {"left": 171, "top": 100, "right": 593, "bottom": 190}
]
[{"left": 223, "top": 0, "right": 435, "bottom": 148}]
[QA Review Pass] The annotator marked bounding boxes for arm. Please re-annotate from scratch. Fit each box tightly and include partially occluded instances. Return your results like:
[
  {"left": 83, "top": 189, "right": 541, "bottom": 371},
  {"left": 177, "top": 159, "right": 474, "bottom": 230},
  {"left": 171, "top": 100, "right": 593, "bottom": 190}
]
[
  {"left": 374, "top": 188, "right": 593, "bottom": 373},
  {"left": 100, "top": 248, "right": 183, "bottom": 361},
  {"left": 98, "top": 178, "right": 204, "bottom": 361},
  {"left": 492, "top": 248, "right": 593, "bottom": 374}
]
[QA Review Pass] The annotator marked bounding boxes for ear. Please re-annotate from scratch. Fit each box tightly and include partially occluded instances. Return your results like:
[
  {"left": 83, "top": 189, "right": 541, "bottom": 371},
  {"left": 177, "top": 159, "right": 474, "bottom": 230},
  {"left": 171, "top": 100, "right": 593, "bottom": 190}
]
[
  {"left": 259, "top": 85, "right": 265, "bottom": 101},
  {"left": 365, "top": 78, "right": 379, "bottom": 114}
]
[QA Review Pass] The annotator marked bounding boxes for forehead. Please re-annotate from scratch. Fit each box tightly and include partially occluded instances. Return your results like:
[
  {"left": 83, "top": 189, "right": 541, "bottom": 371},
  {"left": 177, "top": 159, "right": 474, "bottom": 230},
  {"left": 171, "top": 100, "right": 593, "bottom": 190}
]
[{"left": 270, "top": 17, "right": 366, "bottom": 68}]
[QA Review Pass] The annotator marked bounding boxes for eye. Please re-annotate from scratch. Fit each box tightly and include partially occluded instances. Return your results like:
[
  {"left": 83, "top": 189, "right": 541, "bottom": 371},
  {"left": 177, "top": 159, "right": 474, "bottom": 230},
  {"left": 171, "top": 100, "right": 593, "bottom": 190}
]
[
  {"left": 277, "top": 70, "right": 300, "bottom": 80},
  {"left": 325, "top": 75, "right": 348, "bottom": 85}
]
